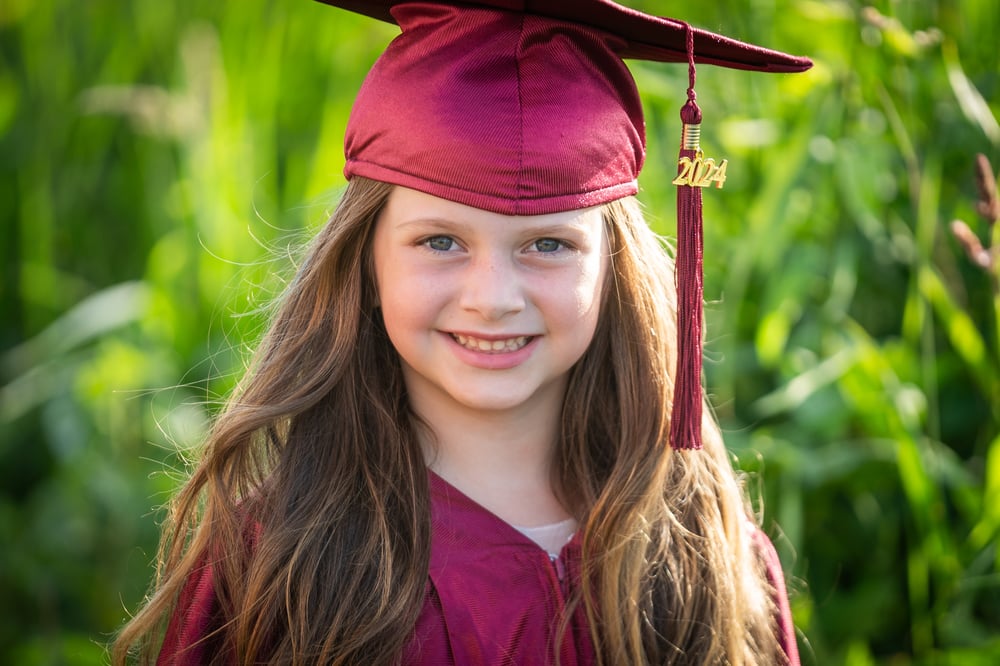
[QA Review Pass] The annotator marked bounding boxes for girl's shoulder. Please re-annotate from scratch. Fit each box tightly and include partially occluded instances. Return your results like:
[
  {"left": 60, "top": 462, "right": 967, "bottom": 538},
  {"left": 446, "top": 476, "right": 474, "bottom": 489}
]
[
  {"left": 750, "top": 527, "right": 800, "bottom": 666},
  {"left": 156, "top": 512, "right": 260, "bottom": 665},
  {"left": 156, "top": 555, "right": 223, "bottom": 666}
]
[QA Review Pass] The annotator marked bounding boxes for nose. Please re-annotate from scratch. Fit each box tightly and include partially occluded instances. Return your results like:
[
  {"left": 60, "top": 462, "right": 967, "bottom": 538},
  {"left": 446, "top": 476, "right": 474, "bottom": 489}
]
[{"left": 458, "top": 252, "right": 526, "bottom": 320}]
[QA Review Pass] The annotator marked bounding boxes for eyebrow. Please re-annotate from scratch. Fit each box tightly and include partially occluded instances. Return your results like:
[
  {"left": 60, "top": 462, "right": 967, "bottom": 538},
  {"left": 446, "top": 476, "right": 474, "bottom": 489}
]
[{"left": 393, "top": 217, "right": 466, "bottom": 230}]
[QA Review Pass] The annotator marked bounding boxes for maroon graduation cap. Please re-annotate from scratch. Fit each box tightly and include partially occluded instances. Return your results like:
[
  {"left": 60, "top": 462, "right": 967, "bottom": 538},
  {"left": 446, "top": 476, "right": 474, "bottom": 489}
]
[{"left": 315, "top": 0, "right": 812, "bottom": 449}]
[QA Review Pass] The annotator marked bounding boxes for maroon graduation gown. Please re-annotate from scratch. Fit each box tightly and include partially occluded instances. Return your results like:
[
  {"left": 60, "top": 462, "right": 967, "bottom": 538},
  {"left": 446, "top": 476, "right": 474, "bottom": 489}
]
[{"left": 157, "top": 472, "right": 799, "bottom": 664}]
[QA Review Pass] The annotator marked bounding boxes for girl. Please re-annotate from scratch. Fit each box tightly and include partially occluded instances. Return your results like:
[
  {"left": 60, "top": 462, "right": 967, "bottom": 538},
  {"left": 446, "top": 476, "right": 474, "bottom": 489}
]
[{"left": 115, "top": 1, "right": 810, "bottom": 664}]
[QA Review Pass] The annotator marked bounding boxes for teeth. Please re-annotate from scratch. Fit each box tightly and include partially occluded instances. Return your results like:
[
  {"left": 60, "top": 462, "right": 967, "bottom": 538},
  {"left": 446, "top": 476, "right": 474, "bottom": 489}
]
[{"left": 454, "top": 334, "right": 529, "bottom": 353}]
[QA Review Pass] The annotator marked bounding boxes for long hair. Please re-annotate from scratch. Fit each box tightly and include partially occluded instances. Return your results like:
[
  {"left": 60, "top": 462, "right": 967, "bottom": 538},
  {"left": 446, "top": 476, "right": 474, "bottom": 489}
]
[
  {"left": 114, "top": 178, "right": 783, "bottom": 664},
  {"left": 563, "top": 196, "right": 782, "bottom": 663}
]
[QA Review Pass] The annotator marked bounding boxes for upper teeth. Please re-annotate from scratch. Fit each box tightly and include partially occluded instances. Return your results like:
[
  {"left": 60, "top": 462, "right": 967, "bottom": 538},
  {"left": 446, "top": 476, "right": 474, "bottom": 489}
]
[{"left": 454, "top": 334, "right": 529, "bottom": 352}]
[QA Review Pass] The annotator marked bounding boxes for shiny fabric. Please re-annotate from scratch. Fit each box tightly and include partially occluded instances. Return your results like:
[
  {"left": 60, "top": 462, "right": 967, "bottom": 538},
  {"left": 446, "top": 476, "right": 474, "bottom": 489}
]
[
  {"left": 344, "top": 3, "right": 644, "bottom": 216},
  {"left": 315, "top": 1, "right": 812, "bottom": 216},
  {"left": 157, "top": 471, "right": 799, "bottom": 664},
  {"left": 402, "top": 472, "right": 595, "bottom": 664}
]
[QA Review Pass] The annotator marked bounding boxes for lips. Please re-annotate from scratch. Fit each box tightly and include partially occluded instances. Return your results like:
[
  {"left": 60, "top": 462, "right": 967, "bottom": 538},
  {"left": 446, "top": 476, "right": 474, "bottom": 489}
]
[{"left": 452, "top": 333, "right": 531, "bottom": 353}]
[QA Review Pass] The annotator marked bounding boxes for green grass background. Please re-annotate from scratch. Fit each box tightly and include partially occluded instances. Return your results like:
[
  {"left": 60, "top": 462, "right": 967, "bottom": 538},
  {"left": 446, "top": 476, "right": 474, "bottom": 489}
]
[{"left": 1, "top": 0, "right": 998, "bottom": 663}]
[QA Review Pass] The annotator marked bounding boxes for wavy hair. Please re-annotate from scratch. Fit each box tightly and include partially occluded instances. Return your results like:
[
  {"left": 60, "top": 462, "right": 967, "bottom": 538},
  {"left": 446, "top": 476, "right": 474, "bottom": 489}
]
[
  {"left": 114, "top": 177, "right": 782, "bottom": 664},
  {"left": 566, "top": 196, "right": 781, "bottom": 663}
]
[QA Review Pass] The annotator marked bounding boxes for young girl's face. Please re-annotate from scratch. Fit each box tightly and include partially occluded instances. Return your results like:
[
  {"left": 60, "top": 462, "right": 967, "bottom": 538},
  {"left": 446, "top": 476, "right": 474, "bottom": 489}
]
[{"left": 372, "top": 186, "right": 608, "bottom": 421}]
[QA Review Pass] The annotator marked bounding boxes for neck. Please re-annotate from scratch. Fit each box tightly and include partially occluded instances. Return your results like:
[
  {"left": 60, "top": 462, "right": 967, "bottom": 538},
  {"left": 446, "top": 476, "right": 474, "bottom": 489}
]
[{"left": 412, "top": 391, "right": 571, "bottom": 527}]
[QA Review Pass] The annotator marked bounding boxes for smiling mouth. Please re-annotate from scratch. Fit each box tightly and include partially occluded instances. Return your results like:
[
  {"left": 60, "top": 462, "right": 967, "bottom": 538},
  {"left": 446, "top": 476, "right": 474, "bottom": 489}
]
[{"left": 451, "top": 333, "right": 532, "bottom": 353}]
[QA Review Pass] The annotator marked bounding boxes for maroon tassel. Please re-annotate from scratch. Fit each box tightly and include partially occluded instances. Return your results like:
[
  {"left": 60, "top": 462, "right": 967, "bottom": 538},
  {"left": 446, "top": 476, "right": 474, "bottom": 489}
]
[{"left": 670, "top": 24, "right": 704, "bottom": 451}]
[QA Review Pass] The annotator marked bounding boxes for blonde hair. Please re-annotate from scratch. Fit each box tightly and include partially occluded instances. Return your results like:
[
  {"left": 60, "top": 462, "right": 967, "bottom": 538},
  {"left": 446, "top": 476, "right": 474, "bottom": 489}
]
[
  {"left": 565, "top": 196, "right": 780, "bottom": 663},
  {"left": 114, "top": 178, "right": 783, "bottom": 664}
]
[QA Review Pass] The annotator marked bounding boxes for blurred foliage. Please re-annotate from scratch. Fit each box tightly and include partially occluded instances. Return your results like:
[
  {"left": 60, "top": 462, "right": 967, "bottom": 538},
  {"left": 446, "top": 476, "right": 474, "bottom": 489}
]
[{"left": 1, "top": 0, "right": 998, "bottom": 664}]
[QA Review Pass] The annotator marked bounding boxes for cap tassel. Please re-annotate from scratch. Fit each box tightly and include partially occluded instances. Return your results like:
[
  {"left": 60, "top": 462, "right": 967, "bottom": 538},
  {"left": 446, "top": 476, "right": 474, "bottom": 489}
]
[{"left": 670, "top": 23, "right": 708, "bottom": 451}]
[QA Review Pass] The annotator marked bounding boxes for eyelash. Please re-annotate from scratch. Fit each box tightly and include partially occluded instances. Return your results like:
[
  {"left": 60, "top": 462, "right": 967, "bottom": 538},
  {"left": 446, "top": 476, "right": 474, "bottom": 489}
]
[
  {"left": 418, "top": 235, "right": 571, "bottom": 255},
  {"left": 422, "top": 235, "right": 456, "bottom": 253},
  {"left": 531, "top": 238, "right": 564, "bottom": 253}
]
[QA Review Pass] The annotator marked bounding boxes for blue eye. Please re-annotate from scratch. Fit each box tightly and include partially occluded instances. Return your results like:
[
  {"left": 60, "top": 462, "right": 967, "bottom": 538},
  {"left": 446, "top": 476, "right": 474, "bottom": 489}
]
[
  {"left": 533, "top": 238, "right": 562, "bottom": 253},
  {"left": 425, "top": 236, "right": 455, "bottom": 252}
]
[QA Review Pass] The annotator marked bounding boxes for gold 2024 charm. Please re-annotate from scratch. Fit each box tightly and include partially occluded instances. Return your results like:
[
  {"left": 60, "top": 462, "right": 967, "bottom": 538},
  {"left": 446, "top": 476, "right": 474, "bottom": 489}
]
[{"left": 672, "top": 154, "right": 728, "bottom": 189}]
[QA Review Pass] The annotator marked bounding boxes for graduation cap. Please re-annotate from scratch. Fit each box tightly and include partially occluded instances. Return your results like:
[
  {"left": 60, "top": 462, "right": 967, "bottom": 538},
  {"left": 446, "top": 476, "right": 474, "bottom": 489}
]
[{"left": 315, "top": 0, "right": 812, "bottom": 449}]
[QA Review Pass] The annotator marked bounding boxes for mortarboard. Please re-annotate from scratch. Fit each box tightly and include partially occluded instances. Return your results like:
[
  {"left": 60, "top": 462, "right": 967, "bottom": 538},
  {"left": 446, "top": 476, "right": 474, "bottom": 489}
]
[{"left": 315, "top": 0, "right": 812, "bottom": 449}]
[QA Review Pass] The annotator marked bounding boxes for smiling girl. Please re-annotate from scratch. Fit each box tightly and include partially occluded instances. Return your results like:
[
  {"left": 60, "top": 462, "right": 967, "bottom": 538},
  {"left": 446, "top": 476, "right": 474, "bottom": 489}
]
[{"left": 114, "top": 1, "right": 810, "bottom": 664}]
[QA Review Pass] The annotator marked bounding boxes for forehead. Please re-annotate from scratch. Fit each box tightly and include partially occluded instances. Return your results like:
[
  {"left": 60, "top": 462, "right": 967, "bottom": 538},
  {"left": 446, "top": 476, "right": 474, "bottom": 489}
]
[{"left": 379, "top": 186, "right": 605, "bottom": 233}]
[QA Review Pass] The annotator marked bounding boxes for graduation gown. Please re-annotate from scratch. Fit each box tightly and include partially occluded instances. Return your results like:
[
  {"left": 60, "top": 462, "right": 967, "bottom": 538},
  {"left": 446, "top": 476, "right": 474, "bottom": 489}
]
[{"left": 157, "top": 472, "right": 799, "bottom": 665}]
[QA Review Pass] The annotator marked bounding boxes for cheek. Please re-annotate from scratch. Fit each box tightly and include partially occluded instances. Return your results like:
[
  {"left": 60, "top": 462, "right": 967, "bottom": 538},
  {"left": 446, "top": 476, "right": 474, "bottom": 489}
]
[
  {"left": 374, "top": 251, "right": 409, "bottom": 333},
  {"left": 378, "top": 275, "right": 417, "bottom": 324},
  {"left": 375, "top": 239, "right": 416, "bottom": 313},
  {"left": 376, "top": 264, "right": 443, "bottom": 339},
  {"left": 575, "top": 254, "right": 608, "bottom": 319},
  {"left": 546, "top": 258, "right": 606, "bottom": 337}
]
